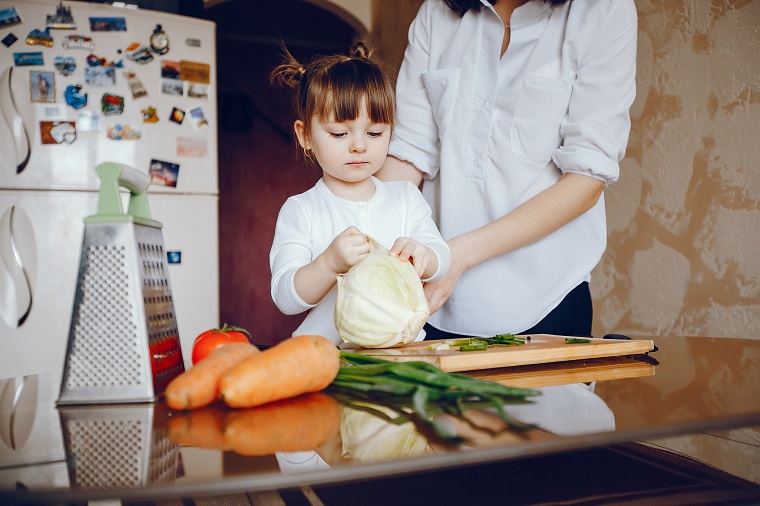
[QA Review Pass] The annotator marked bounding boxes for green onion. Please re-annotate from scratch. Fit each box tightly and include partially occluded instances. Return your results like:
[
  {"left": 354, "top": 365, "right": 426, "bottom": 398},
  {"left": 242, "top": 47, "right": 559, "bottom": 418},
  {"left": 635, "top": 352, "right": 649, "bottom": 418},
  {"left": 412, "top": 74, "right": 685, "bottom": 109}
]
[
  {"left": 449, "top": 333, "right": 528, "bottom": 352},
  {"left": 565, "top": 338, "right": 591, "bottom": 344},
  {"left": 330, "top": 351, "right": 540, "bottom": 444}
]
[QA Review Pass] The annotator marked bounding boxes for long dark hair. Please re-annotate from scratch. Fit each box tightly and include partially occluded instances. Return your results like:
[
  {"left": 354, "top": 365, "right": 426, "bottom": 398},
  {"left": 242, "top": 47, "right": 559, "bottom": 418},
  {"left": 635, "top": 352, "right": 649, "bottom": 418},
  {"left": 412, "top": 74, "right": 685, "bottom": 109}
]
[{"left": 443, "top": 0, "right": 569, "bottom": 17}]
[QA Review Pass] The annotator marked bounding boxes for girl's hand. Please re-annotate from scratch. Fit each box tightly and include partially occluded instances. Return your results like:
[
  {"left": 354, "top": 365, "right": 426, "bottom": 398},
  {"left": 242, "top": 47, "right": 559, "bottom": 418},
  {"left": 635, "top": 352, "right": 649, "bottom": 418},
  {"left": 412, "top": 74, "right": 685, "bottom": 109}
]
[
  {"left": 389, "top": 237, "right": 434, "bottom": 278},
  {"left": 322, "top": 226, "right": 370, "bottom": 275}
]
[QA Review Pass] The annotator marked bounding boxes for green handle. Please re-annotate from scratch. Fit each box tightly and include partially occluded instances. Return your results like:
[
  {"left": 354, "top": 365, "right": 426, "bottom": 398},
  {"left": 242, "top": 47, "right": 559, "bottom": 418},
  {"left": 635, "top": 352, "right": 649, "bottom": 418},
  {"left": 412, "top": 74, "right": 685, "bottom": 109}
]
[{"left": 85, "top": 162, "right": 162, "bottom": 228}]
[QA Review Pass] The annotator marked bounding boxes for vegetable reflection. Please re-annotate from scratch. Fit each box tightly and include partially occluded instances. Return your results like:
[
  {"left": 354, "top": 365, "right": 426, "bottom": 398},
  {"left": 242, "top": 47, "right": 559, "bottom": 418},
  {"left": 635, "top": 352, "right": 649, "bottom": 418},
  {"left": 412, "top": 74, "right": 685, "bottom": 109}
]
[
  {"left": 167, "top": 392, "right": 340, "bottom": 455},
  {"left": 340, "top": 403, "right": 429, "bottom": 462}
]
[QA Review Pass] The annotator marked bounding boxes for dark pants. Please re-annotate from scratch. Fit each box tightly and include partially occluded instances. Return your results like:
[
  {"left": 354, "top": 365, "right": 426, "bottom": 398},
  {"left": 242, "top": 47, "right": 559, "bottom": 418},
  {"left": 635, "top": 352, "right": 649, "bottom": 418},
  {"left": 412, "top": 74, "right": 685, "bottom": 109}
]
[{"left": 423, "top": 281, "right": 593, "bottom": 340}]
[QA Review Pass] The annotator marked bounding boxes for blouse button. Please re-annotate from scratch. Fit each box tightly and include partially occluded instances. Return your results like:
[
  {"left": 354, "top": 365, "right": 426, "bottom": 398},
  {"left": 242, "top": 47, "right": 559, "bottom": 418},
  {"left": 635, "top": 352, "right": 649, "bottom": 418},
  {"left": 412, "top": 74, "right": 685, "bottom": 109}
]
[{"left": 357, "top": 203, "right": 366, "bottom": 210}]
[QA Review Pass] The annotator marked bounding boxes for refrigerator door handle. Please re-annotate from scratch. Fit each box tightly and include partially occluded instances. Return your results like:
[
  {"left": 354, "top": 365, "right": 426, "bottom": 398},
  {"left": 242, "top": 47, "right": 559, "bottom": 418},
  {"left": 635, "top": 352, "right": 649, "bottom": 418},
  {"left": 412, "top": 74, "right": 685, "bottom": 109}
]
[
  {"left": 0, "top": 206, "right": 33, "bottom": 327},
  {"left": 0, "top": 67, "right": 31, "bottom": 175}
]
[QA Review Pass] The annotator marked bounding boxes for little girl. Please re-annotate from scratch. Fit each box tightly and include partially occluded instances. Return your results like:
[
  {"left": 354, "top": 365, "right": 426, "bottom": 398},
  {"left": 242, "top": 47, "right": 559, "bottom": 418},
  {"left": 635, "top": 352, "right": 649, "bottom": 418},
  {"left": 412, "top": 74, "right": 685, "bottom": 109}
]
[{"left": 269, "top": 42, "right": 450, "bottom": 345}]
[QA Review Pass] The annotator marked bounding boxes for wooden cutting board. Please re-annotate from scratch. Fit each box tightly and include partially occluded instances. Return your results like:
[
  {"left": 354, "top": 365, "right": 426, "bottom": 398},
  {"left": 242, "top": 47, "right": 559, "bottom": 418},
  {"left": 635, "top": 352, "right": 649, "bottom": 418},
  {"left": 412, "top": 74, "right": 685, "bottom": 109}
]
[
  {"left": 347, "top": 334, "right": 656, "bottom": 372},
  {"left": 467, "top": 356, "right": 656, "bottom": 389}
]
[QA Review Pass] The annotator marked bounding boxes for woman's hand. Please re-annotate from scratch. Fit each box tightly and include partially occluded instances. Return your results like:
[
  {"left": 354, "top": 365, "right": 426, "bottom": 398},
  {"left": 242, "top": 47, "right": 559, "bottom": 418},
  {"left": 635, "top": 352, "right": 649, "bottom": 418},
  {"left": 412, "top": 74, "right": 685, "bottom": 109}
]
[
  {"left": 423, "top": 237, "right": 466, "bottom": 313},
  {"left": 389, "top": 237, "right": 436, "bottom": 278},
  {"left": 322, "top": 226, "right": 370, "bottom": 275}
]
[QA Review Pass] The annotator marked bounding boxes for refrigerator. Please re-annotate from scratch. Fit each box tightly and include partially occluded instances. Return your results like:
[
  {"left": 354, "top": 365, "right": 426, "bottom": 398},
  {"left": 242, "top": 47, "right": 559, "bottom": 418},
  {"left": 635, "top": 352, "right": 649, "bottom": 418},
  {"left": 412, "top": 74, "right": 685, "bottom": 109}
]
[{"left": 0, "top": 0, "right": 220, "bottom": 381}]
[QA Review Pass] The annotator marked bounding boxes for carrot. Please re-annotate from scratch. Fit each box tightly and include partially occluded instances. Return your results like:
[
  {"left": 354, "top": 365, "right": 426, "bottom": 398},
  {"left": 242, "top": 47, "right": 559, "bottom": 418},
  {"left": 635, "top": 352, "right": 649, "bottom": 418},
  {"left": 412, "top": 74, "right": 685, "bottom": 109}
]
[
  {"left": 164, "top": 342, "right": 260, "bottom": 410},
  {"left": 219, "top": 335, "right": 340, "bottom": 408},
  {"left": 167, "top": 405, "right": 231, "bottom": 450},
  {"left": 223, "top": 392, "right": 340, "bottom": 456}
]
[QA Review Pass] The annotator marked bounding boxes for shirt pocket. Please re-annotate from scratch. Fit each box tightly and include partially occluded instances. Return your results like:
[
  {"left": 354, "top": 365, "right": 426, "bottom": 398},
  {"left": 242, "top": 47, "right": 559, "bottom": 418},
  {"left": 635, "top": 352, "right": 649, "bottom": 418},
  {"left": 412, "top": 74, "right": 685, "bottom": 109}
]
[
  {"left": 511, "top": 73, "right": 573, "bottom": 165},
  {"left": 421, "top": 67, "right": 461, "bottom": 140}
]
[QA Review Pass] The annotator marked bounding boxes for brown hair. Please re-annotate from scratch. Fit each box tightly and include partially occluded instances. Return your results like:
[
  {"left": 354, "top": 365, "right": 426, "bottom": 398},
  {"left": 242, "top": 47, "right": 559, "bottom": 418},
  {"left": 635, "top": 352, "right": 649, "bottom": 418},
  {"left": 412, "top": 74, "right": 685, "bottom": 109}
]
[
  {"left": 443, "top": 0, "right": 569, "bottom": 17},
  {"left": 270, "top": 42, "right": 395, "bottom": 137}
]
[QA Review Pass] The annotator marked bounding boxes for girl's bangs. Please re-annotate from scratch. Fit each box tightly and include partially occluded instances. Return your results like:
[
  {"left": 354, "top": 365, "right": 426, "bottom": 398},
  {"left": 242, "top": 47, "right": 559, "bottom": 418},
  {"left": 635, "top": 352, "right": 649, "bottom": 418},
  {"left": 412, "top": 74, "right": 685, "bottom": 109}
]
[{"left": 313, "top": 64, "right": 394, "bottom": 125}]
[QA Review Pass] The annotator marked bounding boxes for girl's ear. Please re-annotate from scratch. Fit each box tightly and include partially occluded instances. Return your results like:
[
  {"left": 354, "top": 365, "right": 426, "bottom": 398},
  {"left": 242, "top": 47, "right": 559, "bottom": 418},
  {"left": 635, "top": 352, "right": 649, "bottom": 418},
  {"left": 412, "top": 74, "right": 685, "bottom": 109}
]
[{"left": 294, "top": 120, "right": 310, "bottom": 149}]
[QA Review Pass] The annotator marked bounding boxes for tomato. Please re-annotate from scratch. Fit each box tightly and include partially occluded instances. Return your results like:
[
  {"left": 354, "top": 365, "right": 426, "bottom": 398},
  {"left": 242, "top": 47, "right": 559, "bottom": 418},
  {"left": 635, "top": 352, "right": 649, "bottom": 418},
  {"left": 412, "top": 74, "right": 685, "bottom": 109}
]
[{"left": 191, "top": 323, "right": 251, "bottom": 364}]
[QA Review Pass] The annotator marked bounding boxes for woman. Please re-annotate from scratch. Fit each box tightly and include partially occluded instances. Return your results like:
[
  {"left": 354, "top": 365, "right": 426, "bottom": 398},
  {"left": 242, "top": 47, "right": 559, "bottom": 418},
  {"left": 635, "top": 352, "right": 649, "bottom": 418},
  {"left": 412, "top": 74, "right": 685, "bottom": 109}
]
[{"left": 377, "top": 0, "right": 637, "bottom": 338}]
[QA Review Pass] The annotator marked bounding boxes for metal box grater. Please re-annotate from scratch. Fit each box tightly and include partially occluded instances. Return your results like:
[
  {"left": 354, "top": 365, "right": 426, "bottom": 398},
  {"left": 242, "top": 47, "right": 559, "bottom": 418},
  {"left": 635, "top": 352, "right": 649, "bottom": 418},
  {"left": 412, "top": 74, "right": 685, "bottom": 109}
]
[
  {"left": 57, "top": 404, "right": 180, "bottom": 490},
  {"left": 58, "top": 162, "right": 185, "bottom": 405}
]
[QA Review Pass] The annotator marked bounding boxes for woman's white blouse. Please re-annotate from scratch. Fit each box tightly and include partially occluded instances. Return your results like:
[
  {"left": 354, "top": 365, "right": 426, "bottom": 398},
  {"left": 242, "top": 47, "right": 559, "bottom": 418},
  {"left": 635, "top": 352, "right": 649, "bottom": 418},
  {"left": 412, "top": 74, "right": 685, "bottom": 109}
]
[{"left": 388, "top": 0, "right": 637, "bottom": 335}]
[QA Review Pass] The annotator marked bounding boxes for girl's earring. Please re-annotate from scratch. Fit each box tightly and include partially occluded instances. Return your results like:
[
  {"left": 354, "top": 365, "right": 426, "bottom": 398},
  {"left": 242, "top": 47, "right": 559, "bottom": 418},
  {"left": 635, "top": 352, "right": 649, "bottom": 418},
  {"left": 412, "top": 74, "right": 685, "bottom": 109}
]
[{"left": 303, "top": 147, "right": 313, "bottom": 159}]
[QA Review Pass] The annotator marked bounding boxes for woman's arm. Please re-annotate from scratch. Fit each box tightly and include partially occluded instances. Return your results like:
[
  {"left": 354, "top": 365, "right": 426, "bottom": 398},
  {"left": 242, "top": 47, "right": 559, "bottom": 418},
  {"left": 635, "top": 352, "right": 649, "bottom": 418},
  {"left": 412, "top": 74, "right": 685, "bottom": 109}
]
[
  {"left": 376, "top": 155, "right": 424, "bottom": 186},
  {"left": 425, "top": 173, "right": 604, "bottom": 312}
]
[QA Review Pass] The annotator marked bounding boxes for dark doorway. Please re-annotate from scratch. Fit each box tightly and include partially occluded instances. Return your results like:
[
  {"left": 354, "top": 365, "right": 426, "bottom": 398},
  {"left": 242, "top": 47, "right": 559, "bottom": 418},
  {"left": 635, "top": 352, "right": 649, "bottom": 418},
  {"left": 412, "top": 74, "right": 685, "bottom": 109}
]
[{"left": 205, "top": 1, "right": 362, "bottom": 345}]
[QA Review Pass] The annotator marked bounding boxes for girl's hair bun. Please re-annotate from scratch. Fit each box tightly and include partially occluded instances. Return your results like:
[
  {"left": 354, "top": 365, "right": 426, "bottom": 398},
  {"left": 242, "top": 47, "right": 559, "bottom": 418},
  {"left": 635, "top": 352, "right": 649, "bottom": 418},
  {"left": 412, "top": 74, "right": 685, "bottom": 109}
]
[
  {"left": 269, "top": 45, "right": 306, "bottom": 89},
  {"left": 349, "top": 41, "right": 370, "bottom": 60}
]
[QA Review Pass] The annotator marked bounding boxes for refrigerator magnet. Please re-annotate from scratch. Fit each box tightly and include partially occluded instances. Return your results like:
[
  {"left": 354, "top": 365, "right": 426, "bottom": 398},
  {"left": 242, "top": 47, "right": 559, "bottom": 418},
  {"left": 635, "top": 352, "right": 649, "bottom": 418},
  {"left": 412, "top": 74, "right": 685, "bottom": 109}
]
[
  {"left": 64, "top": 84, "right": 87, "bottom": 109},
  {"left": 167, "top": 251, "right": 181, "bottom": 264},
  {"left": 1, "top": 33, "right": 18, "bottom": 48},
  {"left": 106, "top": 124, "right": 140, "bottom": 141},
  {"left": 177, "top": 137, "right": 207, "bottom": 158},
  {"left": 40, "top": 121, "right": 76, "bottom": 144},
  {"left": 46, "top": 3, "right": 76, "bottom": 29},
  {"left": 125, "top": 42, "right": 154, "bottom": 64},
  {"left": 85, "top": 66, "right": 116, "bottom": 87},
  {"left": 26, "top": 28, "right": 54, "bottom": 47},
  {"left": 89, "top": 17, "right": 126, "bottom": 32},
  {"left": 161, "top": 78, "right": 183, "bottom": 96},
  {"left": 125, "top": 71, "right": 147, "bottom": 99},
  {"left": 54, "top": 56, "right": 76, "bottom": 76},
  {"left": 187, "top": 82, "right": 208, "bottom": 100},
  {"left": 0, "top": 7, "right": 22, "bottom": 29},
  {"left": 61, "top": 34, "right": 94, "bottom": 51},
  {"left": 101, "top": 93, "right": 124, "bottom": 115},
  {"left": 160, "top": 60, "right": 180, "bottom": 79},
  {"left": 149, "top": 159, "right": 180, "bottom": 187},
  {"left": 187, "top": 106, "right": 208, "bottom": 131},
  {"left": 141, "top": 106, "right": 159, "bottom": 123},
  {"left": 179, "top": 60, "right": 210, "bottom": 84},
  {"left": 29, "top": 71, "right": 55, "bottom": 103},
  {"left": 169, "top": 107, "right": 185, "bottom": 125},
  {"left": 150, "top": 24, "right": 169, "bottom": 55},
  {"left": 13, "top": 52, "right": 43, "bottom": 66}
]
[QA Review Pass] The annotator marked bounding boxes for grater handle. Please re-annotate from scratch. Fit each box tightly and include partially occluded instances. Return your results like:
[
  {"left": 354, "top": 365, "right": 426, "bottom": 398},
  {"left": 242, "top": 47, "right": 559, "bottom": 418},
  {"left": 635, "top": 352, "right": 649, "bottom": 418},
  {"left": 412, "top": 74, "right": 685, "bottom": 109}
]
[{"left": 89, "top": 162, "right": 161, "bottom": 227}]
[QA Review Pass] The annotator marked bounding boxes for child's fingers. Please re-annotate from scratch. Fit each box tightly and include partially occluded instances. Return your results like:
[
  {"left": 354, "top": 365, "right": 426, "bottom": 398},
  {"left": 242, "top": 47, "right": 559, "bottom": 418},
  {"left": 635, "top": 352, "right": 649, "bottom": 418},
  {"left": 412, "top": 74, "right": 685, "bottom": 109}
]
[{"left": 338, "top": 226, "right": 364, "bottom": 237}]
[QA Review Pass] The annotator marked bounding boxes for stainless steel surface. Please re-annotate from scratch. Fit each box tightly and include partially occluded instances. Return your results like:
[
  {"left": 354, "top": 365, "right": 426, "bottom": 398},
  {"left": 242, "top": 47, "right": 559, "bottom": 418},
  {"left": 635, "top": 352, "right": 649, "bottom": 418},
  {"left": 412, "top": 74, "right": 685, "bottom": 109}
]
[
  {"left": 58, "top": 404, "right": 179, "bottom": 490},
  {"left": 58, "top": 221, "right": 184, "bottom": 404}
]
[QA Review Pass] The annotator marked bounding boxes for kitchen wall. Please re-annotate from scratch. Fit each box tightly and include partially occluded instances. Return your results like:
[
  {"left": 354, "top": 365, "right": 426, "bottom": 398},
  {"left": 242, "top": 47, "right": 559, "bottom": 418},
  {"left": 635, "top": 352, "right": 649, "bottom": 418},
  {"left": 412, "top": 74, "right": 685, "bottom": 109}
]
[
  {"left": 591, "top": 0, "right": 760, "bottom": 341},
  {"left": 373, "top": 0, "right": 760, "bottom": 342}
]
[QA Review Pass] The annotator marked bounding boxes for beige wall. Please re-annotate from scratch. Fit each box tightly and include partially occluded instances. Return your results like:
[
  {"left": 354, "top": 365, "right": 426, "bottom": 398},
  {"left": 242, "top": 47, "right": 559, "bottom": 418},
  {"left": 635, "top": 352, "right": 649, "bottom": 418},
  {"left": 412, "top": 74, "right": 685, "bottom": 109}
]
[
  {"left": 374, "top": 0, "right": 760, "bottom": 341},
  {"left": 593, "top": 0, "right": 760, "bottom": 340}
]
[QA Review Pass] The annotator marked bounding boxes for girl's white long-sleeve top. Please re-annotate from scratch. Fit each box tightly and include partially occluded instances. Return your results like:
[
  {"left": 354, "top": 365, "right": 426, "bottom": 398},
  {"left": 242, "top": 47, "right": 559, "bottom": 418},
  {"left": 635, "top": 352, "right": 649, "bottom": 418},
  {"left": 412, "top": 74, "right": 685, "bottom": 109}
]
[
  {"left": 270, "top": 177, "right": 450, "bottom": 345},
  {"left": 388, "top": 0, "right": 637, "bottom": 335}
]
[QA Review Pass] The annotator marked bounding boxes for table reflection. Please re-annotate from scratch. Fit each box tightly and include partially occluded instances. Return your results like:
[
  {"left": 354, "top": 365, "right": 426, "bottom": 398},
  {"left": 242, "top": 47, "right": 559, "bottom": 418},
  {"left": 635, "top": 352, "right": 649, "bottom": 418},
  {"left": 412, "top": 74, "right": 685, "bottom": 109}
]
[{"left": 2, "top": 336, "right": 760, "bottom": 503}]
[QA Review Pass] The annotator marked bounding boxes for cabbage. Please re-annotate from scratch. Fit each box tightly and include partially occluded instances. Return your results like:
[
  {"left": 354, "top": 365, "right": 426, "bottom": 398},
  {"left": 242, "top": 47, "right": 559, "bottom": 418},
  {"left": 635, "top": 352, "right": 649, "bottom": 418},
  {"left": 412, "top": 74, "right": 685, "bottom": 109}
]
[
  {"left": 334, "top": 238, "right": 429, "bottom": 348},
  {"left": 340, "top": 404, "right": 428, "bottom": 462}
]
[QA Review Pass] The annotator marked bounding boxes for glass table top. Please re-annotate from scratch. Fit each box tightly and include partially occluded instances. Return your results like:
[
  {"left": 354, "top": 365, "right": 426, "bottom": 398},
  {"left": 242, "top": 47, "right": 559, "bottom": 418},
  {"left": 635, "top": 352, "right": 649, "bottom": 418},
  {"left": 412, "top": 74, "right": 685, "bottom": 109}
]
[{"left": 1, "top": 335, "right": 759, "bottom": 503}]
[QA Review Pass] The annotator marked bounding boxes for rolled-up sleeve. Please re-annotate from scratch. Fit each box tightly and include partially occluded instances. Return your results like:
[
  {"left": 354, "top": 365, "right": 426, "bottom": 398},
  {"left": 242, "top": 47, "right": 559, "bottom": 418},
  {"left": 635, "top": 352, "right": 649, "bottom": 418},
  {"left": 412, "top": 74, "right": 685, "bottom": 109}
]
[
  {"left": 553, "top": 0, "right": 638, "bottom": 185},
  {"left": 270, "top": 198, "right": 316, "bottom": 315},
  {"left": 388, "top": 0, "right": 442, "bottom": 178}
]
